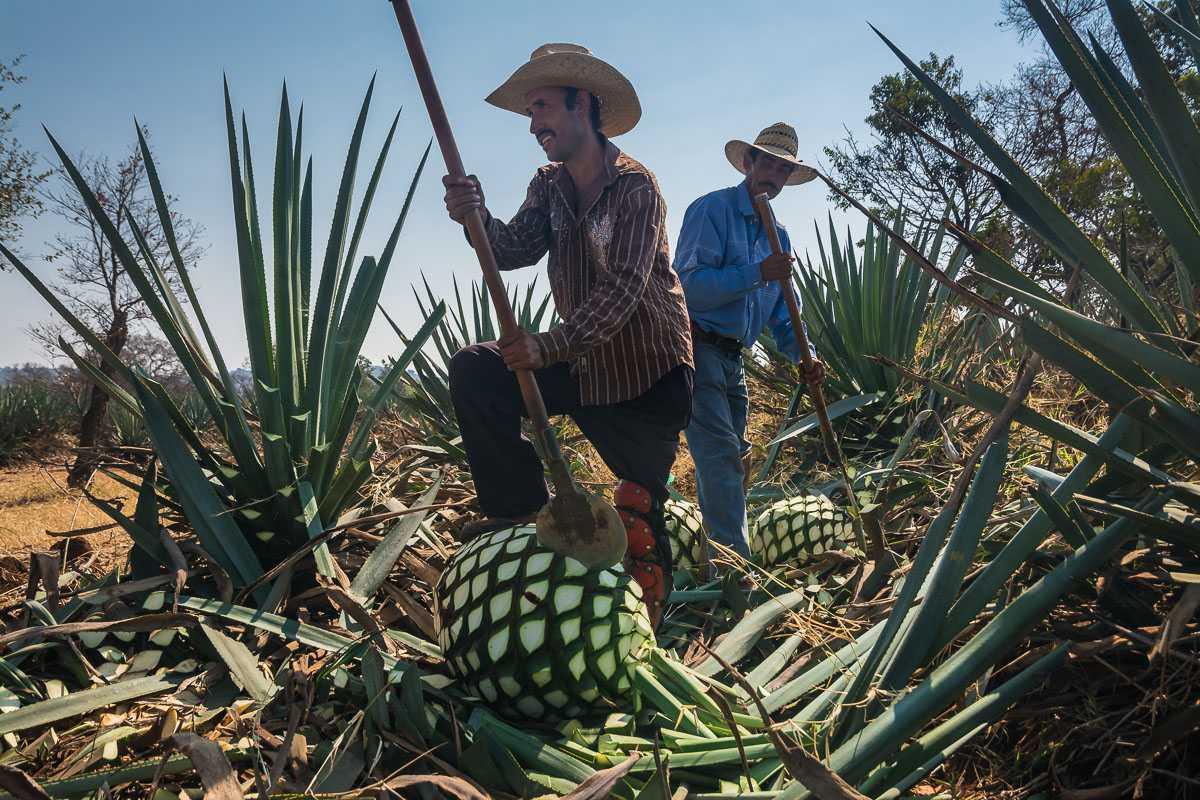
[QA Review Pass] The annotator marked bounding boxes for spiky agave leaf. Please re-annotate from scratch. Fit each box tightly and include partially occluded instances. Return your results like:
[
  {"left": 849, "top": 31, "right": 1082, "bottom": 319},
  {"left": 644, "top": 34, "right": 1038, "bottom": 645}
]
[
  {"left": 1, "top": 78, "right": 445, "bottom": 573},
  {"left": 380, "top": 272, "right": 557, "bottom": 444}
]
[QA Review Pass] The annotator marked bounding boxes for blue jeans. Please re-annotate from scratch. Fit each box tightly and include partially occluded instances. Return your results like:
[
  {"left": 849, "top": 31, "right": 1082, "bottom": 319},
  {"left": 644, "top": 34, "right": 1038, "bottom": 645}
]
[{"left": 684, "top": 341, "right": 751, "bottom": 557}]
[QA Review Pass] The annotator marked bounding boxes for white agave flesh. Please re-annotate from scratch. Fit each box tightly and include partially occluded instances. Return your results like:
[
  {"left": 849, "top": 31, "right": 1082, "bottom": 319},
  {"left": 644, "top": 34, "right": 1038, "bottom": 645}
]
[
  {"left": 519, "top": 619, "right": 545, "bottom": 653},
  {"left": 78, "top": 630, "right": 108, "bottom": 649}
]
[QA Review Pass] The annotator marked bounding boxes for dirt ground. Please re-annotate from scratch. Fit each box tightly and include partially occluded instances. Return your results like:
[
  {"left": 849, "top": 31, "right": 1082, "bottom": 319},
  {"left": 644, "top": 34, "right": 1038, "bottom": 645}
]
[{"left": 0, "top": 461, "right": 133, "bottom": 568}]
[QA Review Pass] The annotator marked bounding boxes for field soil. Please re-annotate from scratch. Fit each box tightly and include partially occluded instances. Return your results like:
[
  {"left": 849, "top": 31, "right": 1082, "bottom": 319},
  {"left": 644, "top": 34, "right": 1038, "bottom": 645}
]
[{"left": 0, "top": 462, "right": 133, "bottom": 570}]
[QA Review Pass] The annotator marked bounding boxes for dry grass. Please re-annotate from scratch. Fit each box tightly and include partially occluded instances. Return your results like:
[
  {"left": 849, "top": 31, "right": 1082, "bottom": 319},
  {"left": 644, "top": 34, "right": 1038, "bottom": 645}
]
[{"left": 0, "top": 460, "right": 133, "bottom": 570}]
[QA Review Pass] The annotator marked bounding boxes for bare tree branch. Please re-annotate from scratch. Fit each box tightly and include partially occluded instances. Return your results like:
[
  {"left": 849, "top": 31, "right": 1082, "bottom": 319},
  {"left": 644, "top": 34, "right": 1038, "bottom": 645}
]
[{"left": 34, "top": 126, "right": 207, "bottom": 485}]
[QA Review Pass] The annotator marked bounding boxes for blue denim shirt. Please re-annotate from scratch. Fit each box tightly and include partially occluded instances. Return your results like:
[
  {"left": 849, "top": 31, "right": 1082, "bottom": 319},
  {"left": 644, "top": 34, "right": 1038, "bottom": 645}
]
[{"left": 672, "top": 180, "right": 811, "bottom": 363}]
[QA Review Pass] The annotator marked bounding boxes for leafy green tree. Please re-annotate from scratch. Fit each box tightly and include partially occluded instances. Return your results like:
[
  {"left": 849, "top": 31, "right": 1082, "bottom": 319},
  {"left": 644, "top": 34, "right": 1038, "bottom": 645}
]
[
  {"left": 826, "top": 2, "right": 1197, "bottom": 312},
  {"left": 32, "top": 130, "right": 205, "bottom": 485},
  {"left": 823, "top": 53, "right": 1015, "bottom": 232}
]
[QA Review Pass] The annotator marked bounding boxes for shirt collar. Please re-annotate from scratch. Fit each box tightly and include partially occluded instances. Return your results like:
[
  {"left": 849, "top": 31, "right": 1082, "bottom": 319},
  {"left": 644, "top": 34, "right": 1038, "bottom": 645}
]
[
  {"left": 553, "top": 137, "right": 626, "bottom": 193},
  {"left": 734, "top": 178, "right": 786, "bottom": 229},
  {"left": 735, "top": 178, "right": 756, "bottom": 218}
]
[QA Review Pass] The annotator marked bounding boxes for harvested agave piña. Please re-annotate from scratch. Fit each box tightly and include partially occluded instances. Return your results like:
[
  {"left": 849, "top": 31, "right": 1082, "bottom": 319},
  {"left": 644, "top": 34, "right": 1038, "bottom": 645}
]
[
  {"left": 663, "top": 498, "right": 707, "bottom": 569},
  {"left": 750, "top": 494, "right": 851, "bottom": 567},
  {"left": 435, "top": 525, "right": 655, "bottom": 720}
]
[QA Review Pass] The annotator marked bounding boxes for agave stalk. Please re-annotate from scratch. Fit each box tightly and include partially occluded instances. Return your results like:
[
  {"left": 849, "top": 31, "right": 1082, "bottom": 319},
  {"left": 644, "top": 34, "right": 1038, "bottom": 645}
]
[{"left": 0, "top": 78, "right": 445, "bottom": 586}]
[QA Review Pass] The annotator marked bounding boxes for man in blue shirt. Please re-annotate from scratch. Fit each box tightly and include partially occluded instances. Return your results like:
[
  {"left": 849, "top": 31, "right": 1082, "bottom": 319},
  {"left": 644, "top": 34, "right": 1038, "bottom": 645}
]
[{"left": 672, "top": 122, "right": 824, "bottom": 561}]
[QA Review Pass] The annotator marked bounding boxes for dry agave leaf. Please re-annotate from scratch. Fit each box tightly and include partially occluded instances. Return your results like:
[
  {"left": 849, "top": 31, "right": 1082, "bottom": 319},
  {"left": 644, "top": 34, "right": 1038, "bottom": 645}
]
[
  {"left": 323, "top": 587, "right": 399, "bottom": 656},
  {"left": 0, "top": 765, "right": 51, "bottom": 800},
  {"left": 381, "top": 580, "right": 437, "bottom": 639},
  {"left": 558, "top": 752, "right": 641, "bottom": 800},
  {"left": 770, "top": 731, "right": 871, "bottom": 800},
  {"left": 400, "top": 551, "right": 442, "bottom": 586},
  {"left": 1150, "top": 584, "right": 1200, "bottom": 662},
  {"left": 19, "top": 727, "right": 58, "bottom": 760},
  {"left": 382, "top": 774, "right": 490, "bottom": 800},
  {"left": 167, "top": 733, "right": 244, "bottom": 800},
  {"left": 0, "top": 613, "right": 196, "bottom": 651}
]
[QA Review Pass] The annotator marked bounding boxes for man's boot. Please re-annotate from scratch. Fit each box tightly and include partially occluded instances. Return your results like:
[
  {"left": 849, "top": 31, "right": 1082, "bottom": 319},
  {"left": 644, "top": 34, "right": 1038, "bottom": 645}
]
[{"left": 614, "top": 480, "right": 673, "bottom": 629}]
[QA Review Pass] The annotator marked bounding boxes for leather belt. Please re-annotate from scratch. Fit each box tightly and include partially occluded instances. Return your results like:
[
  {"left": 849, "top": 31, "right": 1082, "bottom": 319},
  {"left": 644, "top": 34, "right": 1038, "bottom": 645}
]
[{"left": 690, "top": 321, "right": 743, "bottom": 356}]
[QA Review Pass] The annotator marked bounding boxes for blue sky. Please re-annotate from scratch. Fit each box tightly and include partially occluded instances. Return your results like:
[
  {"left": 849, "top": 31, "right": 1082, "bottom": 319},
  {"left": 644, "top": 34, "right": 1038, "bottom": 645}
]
[{"left": 1, "top": 1, "right": 1035, "bottom": 367}]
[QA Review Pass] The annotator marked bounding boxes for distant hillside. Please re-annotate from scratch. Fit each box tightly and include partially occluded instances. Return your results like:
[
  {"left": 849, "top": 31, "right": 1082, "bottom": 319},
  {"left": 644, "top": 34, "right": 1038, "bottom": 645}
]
[{"left": 0, "top": 364, "right": 59, "bottom": 387}]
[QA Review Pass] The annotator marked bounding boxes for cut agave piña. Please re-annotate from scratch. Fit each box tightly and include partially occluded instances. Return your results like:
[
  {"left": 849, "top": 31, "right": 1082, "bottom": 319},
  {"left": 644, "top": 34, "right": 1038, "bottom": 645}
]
[
  {"left": 663, "top": 498, "right": 707, "bottom": 569},
  {"left": 750, "top": 494, "right": 851, "bottom": 566},
  {"left": 435, "top": 525, "right": 655, "bottom": 720}
]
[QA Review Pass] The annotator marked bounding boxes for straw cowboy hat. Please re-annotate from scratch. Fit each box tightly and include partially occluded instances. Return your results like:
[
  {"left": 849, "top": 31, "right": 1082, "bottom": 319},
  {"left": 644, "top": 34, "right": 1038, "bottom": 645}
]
[
  {"left": 725, "top": 123, "right": 817, "bottom": 186},
  {"left": 485, "top": 43, "right": 642, "bottom": 137}
]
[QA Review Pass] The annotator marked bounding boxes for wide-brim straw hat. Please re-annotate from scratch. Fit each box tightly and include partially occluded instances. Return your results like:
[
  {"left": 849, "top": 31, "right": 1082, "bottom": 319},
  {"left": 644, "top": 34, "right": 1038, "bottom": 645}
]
[
  {"left": 485, "top": 43, "right": 641, "bottom": 137},
  {"left": 725, "top": 122, "right": 817, "bottom": 186}
]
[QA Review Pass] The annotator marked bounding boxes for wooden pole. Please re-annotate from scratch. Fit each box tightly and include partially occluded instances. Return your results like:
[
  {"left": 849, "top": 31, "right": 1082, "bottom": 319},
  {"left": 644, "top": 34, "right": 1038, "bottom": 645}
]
[{"left": 753, "top": 193, "right": 874, "bottom": 556}]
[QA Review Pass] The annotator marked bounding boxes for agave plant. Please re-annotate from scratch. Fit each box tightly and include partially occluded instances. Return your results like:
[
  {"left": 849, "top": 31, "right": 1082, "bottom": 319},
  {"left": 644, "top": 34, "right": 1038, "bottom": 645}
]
[
  {"left": 334, "top": 408, "right": 1152, "bottom": 800},
  {"left": 379, "top": 273, "right": 555, "bottom": 454},
  {"left": 107, "top": 402, "right": 151, "bottom": 449},
  {"left": 861, "top": 0, "right": 1200, "bottom": 488},
  {"left": 795, "top": 212, "right": 970, "bottom": 400},
  {"left": 0, "top": 78, "right": 444, "bottom": 587},
  {"left": 0, "top": 384, "right": 75, "bottom": 464},
  {"left": 752, "top": 213, "right": 977, "bottom": 484}
]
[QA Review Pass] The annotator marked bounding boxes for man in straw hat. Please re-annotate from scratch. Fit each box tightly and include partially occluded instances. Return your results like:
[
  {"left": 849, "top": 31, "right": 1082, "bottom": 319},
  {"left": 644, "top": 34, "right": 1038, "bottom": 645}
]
[
  {"left": 442, "top": 43, "right": 693, "bottom": 620},
  {"left": 671, "top": 122, "right": 825, "bottom": 564}
]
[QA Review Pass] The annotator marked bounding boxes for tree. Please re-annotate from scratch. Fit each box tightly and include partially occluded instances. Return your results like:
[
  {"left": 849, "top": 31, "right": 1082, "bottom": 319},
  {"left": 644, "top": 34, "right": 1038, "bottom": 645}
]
[
  {"left": 992, "top": 0, "right": 1190, "bottom": 303},
  {"left": 822, "top": 53, "right": 1019, "bottom": 233},
  {"left": 826, "top": 2, "right": 1195, "bottom": 312},
  {"left": 0, "top": 55, "right": 50, "bottom": 259},
  {"left": 34, "top": 128, "right": 205, "bottom": 485}
]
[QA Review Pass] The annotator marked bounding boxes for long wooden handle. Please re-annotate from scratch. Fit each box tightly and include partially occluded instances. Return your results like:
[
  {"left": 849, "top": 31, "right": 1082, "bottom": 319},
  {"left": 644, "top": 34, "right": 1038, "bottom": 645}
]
[
  {"left": 389, "top": 0, "right": 576, "bottom": 496},
  {"left": 754, "top": 193, "right": 877, "bottom": 557},
  {"left": 752, "top": 193, "right": 841, "bottom": 464}
]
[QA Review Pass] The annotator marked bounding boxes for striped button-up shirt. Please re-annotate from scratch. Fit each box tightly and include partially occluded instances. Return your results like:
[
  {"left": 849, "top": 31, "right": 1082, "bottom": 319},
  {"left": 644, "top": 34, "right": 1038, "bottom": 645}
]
[{"left": 477, "top": 141, "right": 693, "bottom": 405}]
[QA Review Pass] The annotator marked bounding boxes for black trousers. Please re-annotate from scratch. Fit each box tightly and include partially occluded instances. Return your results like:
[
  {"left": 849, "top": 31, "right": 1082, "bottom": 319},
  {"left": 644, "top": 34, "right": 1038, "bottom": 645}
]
[{"left": 448, "top": 342, "right": 694, "bottom": 519}]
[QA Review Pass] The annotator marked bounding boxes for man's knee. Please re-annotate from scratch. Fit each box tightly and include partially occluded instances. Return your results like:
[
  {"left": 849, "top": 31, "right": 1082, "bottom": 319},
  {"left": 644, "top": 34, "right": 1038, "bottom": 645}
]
[{"left": 448, "top": 343, "right": 497, "bottom": 398}]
